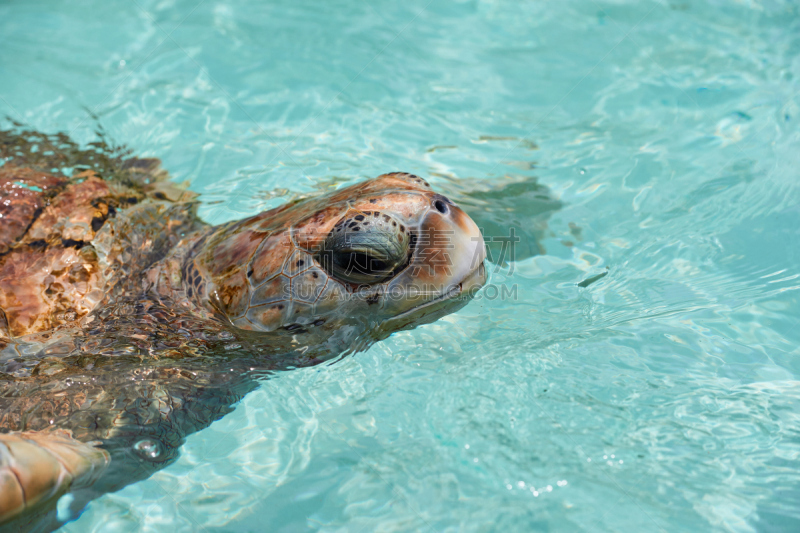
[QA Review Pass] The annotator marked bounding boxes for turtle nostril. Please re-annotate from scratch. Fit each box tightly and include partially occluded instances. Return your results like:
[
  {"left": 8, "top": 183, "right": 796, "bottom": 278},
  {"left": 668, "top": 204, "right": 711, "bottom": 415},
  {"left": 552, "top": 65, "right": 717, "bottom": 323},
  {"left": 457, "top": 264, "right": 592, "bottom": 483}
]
[{"left": 433, "top": 199, "right": 448, "bottom": 214}]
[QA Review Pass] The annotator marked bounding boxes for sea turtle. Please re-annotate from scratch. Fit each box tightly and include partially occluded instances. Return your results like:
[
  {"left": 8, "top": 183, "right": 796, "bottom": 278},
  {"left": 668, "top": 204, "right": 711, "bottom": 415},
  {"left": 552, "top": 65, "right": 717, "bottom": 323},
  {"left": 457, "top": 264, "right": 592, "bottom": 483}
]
[{"left": 0, "top": 127, "right": 486, "bottom": 531}]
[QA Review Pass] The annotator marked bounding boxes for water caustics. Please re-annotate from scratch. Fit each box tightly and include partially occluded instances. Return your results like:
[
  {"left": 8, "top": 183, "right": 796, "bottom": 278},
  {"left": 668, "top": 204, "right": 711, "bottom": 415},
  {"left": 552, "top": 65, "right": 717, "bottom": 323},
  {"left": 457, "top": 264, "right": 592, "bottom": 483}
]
[{"left": 1, "top": 0, "right": 800, "bottom": 531}]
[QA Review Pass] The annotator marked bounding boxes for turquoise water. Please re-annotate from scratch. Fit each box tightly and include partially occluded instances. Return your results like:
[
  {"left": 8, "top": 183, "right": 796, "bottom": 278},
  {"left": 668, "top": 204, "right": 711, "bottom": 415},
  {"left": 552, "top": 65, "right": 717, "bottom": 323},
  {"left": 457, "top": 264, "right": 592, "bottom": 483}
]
[{"left": 2, "top": 0, "right": 800, "bottom": 531}]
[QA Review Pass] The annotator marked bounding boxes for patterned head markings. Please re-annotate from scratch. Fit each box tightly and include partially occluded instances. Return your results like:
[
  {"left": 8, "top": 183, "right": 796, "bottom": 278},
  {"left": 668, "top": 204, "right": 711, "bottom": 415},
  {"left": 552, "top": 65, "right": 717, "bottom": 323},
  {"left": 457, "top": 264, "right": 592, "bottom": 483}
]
[
  {"left": 232, "top": 231, "right": 320, "bottom": 331},
  {"left": 382, "top": 172, "right": 432, "bottom": 189},
  {"left": 199, "top": 171, "right": 486, "bottom": 334},
  {"left": 224, "top": 207, "right": 414, "bottom": 331}
]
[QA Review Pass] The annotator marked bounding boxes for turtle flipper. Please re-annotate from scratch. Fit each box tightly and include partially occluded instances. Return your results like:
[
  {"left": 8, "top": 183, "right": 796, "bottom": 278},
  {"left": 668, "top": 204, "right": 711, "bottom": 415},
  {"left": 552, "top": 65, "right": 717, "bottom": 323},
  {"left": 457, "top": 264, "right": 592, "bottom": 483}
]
[{"left": 0, "top": 430, "right": 109, "bottom": 524}]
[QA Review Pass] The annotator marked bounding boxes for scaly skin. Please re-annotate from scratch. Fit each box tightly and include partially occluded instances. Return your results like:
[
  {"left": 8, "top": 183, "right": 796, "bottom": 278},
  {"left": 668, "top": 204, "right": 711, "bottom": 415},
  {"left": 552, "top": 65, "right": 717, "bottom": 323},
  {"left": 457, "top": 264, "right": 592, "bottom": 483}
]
[
  {"left": 0, "top": 430, "right": 109, "bottom": 522},
  {"left": 0, "top": 128, "right": 487, "bottom": 530}
]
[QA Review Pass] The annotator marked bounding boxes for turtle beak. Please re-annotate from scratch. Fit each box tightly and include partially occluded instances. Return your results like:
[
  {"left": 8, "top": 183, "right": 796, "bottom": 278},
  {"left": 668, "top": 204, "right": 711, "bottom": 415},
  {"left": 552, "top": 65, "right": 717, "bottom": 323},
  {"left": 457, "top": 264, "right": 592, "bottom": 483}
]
[
  {"left": 446, "top": 200, "right": 488, "bottom": 283},
  {"left": 382, "top": 198, "right": 487, "bottom": 320},
  {"left": 408, "top": 199, "right": 487, "bottom": 291}
]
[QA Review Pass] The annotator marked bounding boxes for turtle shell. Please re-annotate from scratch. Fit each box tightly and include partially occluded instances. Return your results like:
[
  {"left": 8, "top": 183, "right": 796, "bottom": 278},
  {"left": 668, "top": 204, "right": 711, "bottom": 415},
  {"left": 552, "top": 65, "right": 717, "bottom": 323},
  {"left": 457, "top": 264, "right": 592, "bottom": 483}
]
[{"left": 0, "top": 127, "right": 198, "bottom": 341}]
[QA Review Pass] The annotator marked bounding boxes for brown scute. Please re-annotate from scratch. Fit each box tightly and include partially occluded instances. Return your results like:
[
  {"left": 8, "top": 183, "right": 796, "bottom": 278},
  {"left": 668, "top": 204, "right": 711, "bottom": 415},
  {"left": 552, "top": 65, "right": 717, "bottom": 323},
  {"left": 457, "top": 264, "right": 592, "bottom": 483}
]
[
  {"left": 213, "top": 268, "right": 249, "bottom": 318},
  {"left": 292, "top": 205, "right": 347, "bottom": 252},
  {"left": 0, "top": 166, "right": 66, "bottom": 254},
  {"left": 0, "top": 246, "right": 104, "bottom": 337},
  {"left": 242, "top": 303, "right": 290, "bottom": 330},
  {"left": 246, "top": 231, "right": 293, "bottom": 285},
  {"left": 196, "top": 224, "right": 269, "bottom": 278},
  {"left": 23, "top": 172, "right": 111, "bottom": 245},
  {"left": 0, "top": 126, "right": 201, "bottom": 338}
]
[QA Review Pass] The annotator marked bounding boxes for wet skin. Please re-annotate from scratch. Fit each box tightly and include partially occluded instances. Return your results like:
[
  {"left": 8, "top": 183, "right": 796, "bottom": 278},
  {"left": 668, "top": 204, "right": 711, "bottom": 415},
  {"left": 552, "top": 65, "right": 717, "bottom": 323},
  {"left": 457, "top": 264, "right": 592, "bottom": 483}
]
[{"left": 0, "top": 146, "right": 487, "bottom": 530}]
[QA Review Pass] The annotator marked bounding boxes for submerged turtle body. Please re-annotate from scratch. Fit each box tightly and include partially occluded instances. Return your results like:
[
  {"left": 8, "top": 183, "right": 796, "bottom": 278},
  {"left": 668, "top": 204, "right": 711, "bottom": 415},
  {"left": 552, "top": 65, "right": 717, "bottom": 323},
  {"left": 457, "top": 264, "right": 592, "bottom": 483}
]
[
  {"left": 0, "top": 128, "right": 487, "bottom": 530},
  {"left": 0, "top": 158, "right": 198, "bottom": 344}
]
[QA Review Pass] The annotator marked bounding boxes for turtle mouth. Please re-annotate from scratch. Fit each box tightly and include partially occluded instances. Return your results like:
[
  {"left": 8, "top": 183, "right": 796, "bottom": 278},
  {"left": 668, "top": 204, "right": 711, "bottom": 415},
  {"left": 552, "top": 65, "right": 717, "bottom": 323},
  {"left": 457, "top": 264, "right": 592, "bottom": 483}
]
[{"left": 379, "top": 261, "right": 487, "bottom": 331}]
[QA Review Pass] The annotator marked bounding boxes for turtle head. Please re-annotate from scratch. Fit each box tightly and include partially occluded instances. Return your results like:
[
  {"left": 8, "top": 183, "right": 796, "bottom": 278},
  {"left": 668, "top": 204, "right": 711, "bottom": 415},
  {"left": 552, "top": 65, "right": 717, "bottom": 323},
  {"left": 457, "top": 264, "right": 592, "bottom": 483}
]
[{"left": 194, "top": 173, "right": 486, "bottom": 348}]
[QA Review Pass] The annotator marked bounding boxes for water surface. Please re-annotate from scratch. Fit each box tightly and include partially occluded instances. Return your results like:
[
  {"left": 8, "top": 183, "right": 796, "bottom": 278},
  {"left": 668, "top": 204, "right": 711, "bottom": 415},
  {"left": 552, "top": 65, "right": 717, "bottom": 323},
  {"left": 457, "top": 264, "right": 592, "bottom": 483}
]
[{"left": 2, "top": 0, "right": 799, "bottom": 531}]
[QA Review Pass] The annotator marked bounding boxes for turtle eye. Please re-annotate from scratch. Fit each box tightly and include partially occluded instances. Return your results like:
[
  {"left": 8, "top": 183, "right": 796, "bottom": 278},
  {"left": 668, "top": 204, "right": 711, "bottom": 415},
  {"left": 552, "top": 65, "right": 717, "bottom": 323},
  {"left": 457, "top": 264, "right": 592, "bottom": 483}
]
[
  {"left": 319, "top": 212, "right": 411, "bottom": 285},
  {"left": 331, "top": 252, "right": 390, "bottom": 280},
  {"left": 431, "top": 194, "right": 453, "bottom": 214}
]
